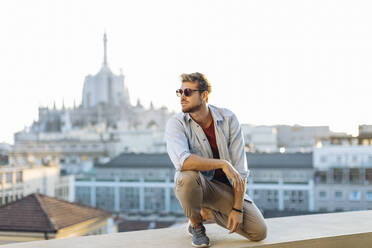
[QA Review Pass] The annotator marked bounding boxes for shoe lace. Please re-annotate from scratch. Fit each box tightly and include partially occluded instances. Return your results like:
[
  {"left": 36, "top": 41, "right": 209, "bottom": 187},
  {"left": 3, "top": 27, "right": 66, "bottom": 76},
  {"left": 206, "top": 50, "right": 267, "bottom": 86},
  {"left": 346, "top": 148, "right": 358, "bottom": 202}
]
[{"left": 193, "top": 224, "right": 206, "bottom": 237}]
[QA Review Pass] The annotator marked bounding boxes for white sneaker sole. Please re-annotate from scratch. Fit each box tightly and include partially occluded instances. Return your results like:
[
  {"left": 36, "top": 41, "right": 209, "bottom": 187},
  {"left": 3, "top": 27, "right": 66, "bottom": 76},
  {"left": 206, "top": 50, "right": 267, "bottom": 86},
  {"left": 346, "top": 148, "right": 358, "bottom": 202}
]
[
  {"left": 191, "top": 242, "right": 210, "bottom": 247},
  {"left": 187, "top": 220, "right": 192, "bottom": 237}
]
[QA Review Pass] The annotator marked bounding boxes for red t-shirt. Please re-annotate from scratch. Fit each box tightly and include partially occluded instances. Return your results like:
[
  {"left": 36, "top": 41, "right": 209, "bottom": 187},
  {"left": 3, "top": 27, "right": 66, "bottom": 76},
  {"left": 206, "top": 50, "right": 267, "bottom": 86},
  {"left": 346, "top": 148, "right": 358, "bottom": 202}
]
[{"left": 202, "top": 120, "right": 231, "bottom": 186}]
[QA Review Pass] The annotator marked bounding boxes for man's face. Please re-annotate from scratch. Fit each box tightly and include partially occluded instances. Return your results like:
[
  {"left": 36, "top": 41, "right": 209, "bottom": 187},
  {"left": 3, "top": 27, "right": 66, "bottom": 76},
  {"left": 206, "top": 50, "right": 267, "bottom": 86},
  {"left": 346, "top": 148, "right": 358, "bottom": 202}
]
[{"left": 180, "top": 81, "right": 203, "bottom": 113}]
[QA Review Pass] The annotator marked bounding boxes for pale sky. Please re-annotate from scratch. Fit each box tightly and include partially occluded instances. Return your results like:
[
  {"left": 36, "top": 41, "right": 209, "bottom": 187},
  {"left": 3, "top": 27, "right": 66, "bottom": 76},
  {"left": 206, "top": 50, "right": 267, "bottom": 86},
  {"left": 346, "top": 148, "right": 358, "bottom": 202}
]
[{"left": 1, "top": 0, "right": 372, "bottom": 144}]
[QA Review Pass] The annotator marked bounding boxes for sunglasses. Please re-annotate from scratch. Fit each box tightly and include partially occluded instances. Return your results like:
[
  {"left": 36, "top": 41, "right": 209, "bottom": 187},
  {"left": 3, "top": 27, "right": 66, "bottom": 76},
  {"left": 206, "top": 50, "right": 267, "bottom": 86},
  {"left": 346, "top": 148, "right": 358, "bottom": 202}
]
[{"left": 176, "top": 88, "right": 204, "bottom": 97}]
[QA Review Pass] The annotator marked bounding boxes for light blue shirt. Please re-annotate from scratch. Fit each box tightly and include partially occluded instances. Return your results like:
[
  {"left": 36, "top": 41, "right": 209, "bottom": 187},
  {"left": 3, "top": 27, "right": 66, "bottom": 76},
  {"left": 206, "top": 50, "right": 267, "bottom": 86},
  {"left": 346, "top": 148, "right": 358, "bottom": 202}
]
[{"left": 165, "top": 104, "right": 252, "bottom": 202}]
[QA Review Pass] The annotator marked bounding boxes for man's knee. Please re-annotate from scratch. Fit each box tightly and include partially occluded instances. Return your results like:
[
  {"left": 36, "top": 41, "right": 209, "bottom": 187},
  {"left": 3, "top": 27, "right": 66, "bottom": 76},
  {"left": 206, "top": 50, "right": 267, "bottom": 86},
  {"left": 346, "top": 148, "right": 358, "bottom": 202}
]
[
  {"left": 175, "top": 171, "right": 201, "bottom": 190},
  {"left": 248, "top": 222, "right": 267, "bottom": 241},
  {"left": 174, "top": 171, "right": 203, "bottom": 218}
]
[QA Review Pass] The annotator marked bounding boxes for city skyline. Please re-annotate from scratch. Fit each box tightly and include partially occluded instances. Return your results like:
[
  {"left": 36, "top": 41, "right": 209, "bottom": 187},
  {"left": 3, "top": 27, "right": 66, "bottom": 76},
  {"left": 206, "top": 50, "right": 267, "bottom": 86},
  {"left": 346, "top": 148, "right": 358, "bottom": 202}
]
[{"left": 2, "top": 0, "right": 372, "bottom": 144}]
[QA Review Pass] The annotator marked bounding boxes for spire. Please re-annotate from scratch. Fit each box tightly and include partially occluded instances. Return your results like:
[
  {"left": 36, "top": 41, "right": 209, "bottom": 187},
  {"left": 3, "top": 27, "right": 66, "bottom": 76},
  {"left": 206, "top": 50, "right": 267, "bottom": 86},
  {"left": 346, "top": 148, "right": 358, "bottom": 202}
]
[{"left": 103, "top": 31, "right": 108, "bottom": 67}]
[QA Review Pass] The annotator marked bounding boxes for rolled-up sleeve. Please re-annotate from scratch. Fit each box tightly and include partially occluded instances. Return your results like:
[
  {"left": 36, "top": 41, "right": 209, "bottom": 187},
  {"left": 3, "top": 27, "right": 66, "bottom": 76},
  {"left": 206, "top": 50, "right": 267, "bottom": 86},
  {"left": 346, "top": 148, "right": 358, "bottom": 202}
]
[
  {"left": 165, "top": 117, "right": 191, "bottom": 171},
  {"left": 229, "top": 113, "right": 250, "bottom": 179}
]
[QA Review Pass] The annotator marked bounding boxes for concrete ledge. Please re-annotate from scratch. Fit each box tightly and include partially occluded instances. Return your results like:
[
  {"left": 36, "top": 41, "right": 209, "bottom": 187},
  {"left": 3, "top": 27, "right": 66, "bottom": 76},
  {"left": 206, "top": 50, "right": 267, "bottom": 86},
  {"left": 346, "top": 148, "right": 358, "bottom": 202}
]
[{"left": 2, "top": 210, "right": 372, "bottom": 248}]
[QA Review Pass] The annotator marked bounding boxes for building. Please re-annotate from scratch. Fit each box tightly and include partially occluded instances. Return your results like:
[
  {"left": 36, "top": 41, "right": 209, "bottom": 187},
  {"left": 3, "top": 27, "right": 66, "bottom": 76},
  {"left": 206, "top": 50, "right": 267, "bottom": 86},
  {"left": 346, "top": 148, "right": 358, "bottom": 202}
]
[
  {"left": 247, "top": 153, "right": 314, "bottom": 212},
  {"left": 320, "top": 125, "right": 372, "bottom": 146},
  {"left": 241, "top": 125, "right": 278, "bottom": 153},
  {"left": 10, "top": 33, "right": 173, "bottom": 174},
  {"left": 0, "top": 163, "right": 73, "bottom": 206},
  {"left": 0, "top": 193, "right": 116, "bottom": 245},
  {"left": 75, "top": 153, "right": 316, "bottom": 216},
  {"left": 75, "top": 153, "right": 179, "bottom": 215},
  {"left": 276, "top": 125, "right": 330, "bottom": 152},
  {"left": 0, "top": 143, "right": 10, "bottom": 165},
  {"left": 313, "top": 146, "right": 372, "bottom": 212}
]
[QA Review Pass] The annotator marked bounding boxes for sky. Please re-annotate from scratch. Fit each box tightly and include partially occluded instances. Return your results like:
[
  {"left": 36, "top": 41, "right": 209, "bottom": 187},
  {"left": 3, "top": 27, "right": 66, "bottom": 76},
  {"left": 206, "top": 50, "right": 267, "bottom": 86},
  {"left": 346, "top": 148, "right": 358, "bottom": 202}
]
[{"left": 1, "top": 0, "right": 372, "bottom": 144}]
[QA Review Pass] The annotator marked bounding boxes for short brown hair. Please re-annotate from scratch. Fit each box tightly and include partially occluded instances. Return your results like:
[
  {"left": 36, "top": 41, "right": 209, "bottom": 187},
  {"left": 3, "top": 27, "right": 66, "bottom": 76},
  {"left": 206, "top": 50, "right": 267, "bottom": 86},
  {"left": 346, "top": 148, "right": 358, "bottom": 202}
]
[{"left": 180, "top": 72, "right": 212, "bottom": 94}]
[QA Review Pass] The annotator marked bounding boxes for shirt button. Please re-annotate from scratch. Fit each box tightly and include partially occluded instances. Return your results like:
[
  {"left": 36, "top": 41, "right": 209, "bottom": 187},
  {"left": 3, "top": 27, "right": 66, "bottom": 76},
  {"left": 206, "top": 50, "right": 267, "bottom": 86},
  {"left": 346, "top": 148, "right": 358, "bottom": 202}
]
[{"left": 203, "top": 139, "right": 206, "bottom": 142}]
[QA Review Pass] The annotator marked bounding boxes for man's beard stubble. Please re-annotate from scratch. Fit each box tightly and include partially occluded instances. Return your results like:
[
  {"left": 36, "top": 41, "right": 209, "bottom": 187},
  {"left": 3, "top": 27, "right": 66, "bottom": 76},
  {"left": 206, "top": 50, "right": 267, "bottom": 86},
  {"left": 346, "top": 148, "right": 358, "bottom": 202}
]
[{"left": 182, "top": 101, "right": 203, "bottom": 114}]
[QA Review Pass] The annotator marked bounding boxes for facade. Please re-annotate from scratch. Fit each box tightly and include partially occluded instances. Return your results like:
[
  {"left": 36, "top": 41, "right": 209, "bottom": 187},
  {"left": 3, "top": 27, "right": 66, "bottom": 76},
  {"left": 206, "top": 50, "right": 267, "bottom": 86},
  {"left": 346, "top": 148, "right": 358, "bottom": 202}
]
[
  {"left": 248, "top": 153, "right": 314, "bottom": 211},
  {"left": 0, "top": 193, "right": 116, "bottom": 245},
  {"left": 0, "top": 143, "right": 10, "bottom": 165},
  {"left": 75, "top": 154, "right": 179, "bottom": 214},
  {"left": 0, "top": 163, "right": 73, "bottom": 206},
  {"left": 74, "top": 153, "right": 316, "bottom": 215},
  {"left": 241, "top": 125, "right": 278, "bottom": 153},
  {"left": 320, "top": 125, "right": 372, "bottom": 146},
  {"left": 313, "top": 146, "right": 372, "bottom": 212},
  {"left": 276, "top": 125, "right": 330, "bottom": 152}
]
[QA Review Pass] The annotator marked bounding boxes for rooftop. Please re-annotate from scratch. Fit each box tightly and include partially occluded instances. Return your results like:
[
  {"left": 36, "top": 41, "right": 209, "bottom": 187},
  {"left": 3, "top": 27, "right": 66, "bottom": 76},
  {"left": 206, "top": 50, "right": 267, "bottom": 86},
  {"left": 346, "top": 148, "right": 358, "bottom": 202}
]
[
  {"left": 96, "top": 152, "right": 313, "bottom": 169},
  {"left": 0, "top": 193, "right": 111, "bottom": 233},
  {"left": 2, "top": 210, "right": 371, "bottom": 248}
]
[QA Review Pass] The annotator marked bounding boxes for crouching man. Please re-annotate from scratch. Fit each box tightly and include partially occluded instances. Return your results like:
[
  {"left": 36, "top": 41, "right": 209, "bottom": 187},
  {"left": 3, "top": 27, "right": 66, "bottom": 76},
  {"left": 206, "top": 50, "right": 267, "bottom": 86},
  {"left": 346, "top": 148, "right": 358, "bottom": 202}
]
[{"left": 165, "top": 72, "right": 267, "bottom": 247}]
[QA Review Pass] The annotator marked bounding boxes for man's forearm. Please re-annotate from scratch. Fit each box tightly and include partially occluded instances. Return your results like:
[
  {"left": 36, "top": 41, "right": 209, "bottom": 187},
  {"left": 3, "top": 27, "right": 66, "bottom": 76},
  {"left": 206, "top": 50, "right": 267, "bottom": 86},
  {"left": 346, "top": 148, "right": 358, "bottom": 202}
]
[
  {"left": 233, "top": 179, "right": 247, "bottom": 210},
  {"left": 182, "top": 154, "right": 226, "bottom": 172}
]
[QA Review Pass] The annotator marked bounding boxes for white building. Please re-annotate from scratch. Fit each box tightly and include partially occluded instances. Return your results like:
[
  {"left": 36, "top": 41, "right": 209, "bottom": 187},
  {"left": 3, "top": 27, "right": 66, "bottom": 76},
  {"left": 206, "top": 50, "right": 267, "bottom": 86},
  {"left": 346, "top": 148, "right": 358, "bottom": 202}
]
[
  {"left": 313, "top": 146, "right": 372, "bottom": 212},
  {"left": 0, "top": 163, "right": 73, "bottom": 206},
  {"left": 75, "top": 153, "right": 315, "bottom": 215},
  {"left": 313, "top": 146, "right": 372, "bottom": 170},
  {"left": 11, "top": 33, "right": 172, "bottom": 174},
  {"left": 82, "top": 33, "right": 130, "bottom": 108},
  {"left": 276, "top": 125, "right": 330, "bottom": 152},
  {"left": 241, "top": 124, "right": 278, "bottom": 153}
]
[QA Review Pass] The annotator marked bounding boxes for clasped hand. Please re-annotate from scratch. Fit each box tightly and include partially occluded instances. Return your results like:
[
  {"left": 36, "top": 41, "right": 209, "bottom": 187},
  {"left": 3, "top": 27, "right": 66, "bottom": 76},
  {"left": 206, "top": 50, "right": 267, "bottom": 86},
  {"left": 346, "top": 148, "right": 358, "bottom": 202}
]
[{"left": 221, "top": 160, "right": 244, "bottom": 193}]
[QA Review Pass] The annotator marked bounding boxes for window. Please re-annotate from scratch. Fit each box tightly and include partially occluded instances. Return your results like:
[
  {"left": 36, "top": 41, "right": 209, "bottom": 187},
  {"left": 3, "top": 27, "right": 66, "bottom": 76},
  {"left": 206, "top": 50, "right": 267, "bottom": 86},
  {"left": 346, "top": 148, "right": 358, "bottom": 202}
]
[
  {"left": 320, "top": 156, "right": 327, "bottom": 163},
  {"left": 333, "top": 168, "right": 343, "bottom": 183},
  {"left": 366, "top": 191, "right": 372, "bottom": 201},
  {"left": 335, "top": 191, "right": 343, "bottom": 200},
  {"left": 6, "top": 173, "right": 12, "bottom": 183},
  {"left": 319, "top": 191, "right": 327, "bottom": 199},
  {"left": 352, "top": 156, "right": 358, "bottom": 163},
  {"left": 349, "top": 168, "right": 360, "bottom": 184},
  {"left": 349, "top": 191, "right": 361, "bottom": 201},
  {"left": 16, "top": 172, "right": 22, "bottom": 183},
  {"left": 315, "top": 171, "right": 327, "bottom": 184},
  {"left": 319, "top": 207, "right": 328, "bottom": 212}
]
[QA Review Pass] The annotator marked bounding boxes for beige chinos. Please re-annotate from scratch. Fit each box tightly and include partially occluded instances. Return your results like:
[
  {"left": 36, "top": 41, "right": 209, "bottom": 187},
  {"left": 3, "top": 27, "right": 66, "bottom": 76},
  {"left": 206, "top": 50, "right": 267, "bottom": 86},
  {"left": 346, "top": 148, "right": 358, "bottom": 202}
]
[{"left": 175, "top": 170, "right": 267, "bottom": 241}]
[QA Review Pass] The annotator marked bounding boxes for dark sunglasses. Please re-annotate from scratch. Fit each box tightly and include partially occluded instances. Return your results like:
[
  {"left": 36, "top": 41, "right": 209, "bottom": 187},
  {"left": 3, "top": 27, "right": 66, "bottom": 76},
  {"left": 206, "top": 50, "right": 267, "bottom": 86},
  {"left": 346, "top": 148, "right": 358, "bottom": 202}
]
[{"left": 176, "top": 88, "right": 204, "bottom": 97}]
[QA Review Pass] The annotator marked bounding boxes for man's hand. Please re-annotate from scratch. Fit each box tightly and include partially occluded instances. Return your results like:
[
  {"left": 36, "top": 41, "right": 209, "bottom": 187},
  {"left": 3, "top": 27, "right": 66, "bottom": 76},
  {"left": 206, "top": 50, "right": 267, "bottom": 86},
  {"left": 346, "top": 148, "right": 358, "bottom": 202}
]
[
  {"left": 227, "top": 209, "right": 243, "bottom": 233},
  {"left": 221, "top": 160, "right": 244, "bottom": 193}
]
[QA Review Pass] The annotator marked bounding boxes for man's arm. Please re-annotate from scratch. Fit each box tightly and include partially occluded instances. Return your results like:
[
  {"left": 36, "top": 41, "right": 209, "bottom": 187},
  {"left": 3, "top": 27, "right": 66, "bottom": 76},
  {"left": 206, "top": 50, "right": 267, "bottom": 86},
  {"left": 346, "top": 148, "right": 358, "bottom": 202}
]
[
  {"left": 227, "top": 113, "right": 249, "bottom": 233},
  {"left": 227, "top": 178, "right": 246, "bottom": 233},
  {"left": 182, "top": 154, "right": 244, "bottom": 192},
  {"left": 233, "top": 178, "right": 246, "bottom": 210},
  {"left": 181, "top": 154, "right": 225, "bottom": 171}
]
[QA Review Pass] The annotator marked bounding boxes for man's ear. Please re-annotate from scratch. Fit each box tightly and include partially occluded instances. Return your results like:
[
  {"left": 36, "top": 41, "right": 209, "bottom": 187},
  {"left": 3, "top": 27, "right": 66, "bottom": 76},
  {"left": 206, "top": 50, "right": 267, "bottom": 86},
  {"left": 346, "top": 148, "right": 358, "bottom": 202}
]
[{"left": 202, "top": 91, "right": 209, "bottom": 102}]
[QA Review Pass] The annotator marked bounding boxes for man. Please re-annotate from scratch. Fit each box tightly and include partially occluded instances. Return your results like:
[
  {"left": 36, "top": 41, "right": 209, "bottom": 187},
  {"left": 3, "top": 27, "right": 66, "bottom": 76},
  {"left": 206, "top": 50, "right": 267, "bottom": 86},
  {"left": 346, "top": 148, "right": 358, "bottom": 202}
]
[{"left": 165, "top": 72, "right": 267, "bottom": 247}]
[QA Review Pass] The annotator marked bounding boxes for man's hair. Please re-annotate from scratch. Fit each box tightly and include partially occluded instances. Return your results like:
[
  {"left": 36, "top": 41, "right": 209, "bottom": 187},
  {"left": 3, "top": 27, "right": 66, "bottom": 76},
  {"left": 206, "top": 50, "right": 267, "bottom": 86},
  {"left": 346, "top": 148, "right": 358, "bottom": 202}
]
[{"left": 180, "top": 72, "right": 212, "bottom": 94}]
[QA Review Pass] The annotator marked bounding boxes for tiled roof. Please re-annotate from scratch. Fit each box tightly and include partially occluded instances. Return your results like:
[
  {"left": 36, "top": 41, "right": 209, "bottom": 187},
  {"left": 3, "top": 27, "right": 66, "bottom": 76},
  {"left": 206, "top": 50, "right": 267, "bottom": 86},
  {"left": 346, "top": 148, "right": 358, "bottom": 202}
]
[
  {"left": 0, "top": 193, "right": 111, "bottom": 233},
  {"left": 96, "top": 152, "right": 313, "bottom": 169}
]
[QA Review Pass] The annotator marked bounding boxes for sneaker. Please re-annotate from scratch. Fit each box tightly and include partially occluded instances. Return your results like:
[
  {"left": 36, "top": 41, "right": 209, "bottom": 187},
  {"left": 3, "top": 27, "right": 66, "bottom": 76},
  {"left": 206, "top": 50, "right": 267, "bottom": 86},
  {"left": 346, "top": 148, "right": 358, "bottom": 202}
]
[{"left": 191, "top": 223, "right": 210, "bottom": 247}]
